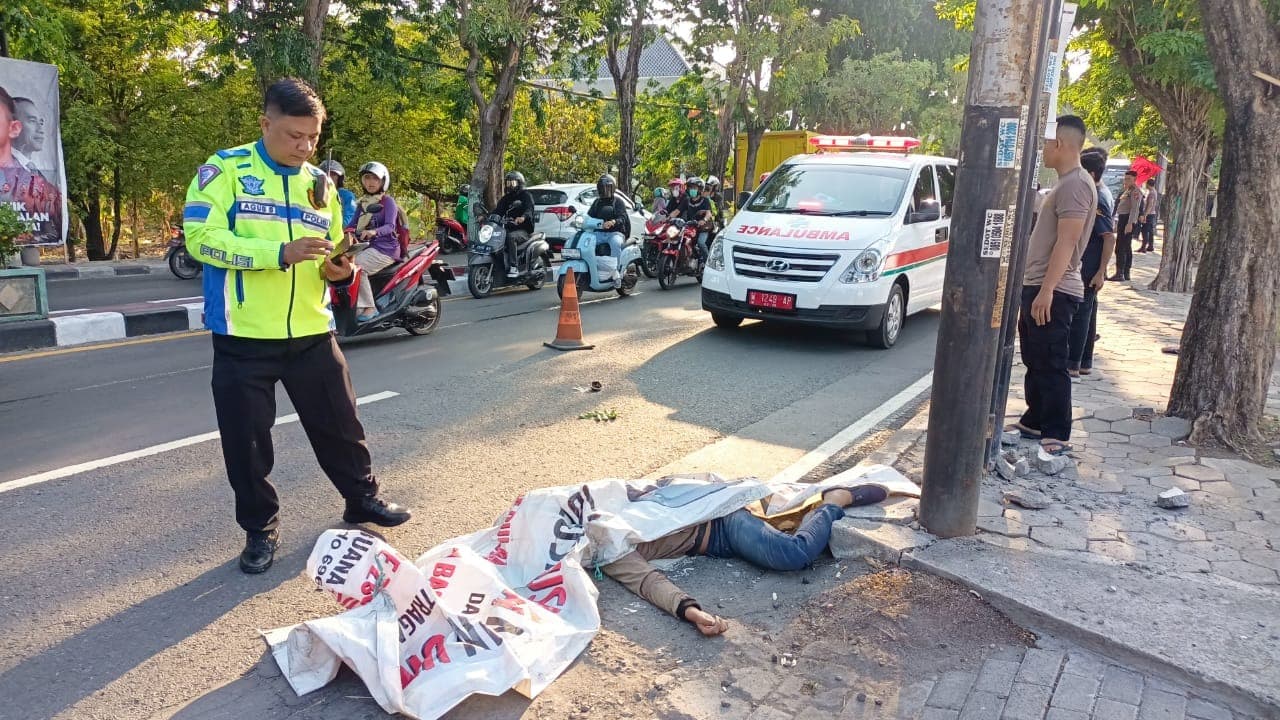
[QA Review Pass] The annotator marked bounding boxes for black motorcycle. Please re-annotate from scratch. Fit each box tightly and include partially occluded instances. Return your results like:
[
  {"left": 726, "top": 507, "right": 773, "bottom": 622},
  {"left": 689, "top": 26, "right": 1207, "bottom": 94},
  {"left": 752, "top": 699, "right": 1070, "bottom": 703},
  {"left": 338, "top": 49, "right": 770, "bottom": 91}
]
[
  {"left": 466, "top": 203, "right": 553, "bottom": 299},
  {"left": 166, "top": 227, "right": 201, "bottom": 280}
]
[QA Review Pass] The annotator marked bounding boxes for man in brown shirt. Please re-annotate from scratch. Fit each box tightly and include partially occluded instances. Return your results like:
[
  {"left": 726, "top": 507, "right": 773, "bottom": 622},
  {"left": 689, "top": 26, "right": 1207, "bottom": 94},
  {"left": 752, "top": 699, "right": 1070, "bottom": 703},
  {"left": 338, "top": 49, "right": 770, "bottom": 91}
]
[
  {"left": 1009, "top": 115, "right": 1097, "bottom": 454},
  {"left": 602, "top": 485, "right": 888, "bottom": 636}
]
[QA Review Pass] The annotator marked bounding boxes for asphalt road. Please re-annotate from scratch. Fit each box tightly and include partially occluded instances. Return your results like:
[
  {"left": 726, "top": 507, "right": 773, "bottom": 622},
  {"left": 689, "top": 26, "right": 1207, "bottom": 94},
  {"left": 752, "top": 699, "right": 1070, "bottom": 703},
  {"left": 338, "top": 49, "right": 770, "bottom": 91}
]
[
  {"left": 0, "top": 278, "right": 939, "bottom": 719},
  {"left": 46, "top": 272, "right": 203, "bottom": 311}
]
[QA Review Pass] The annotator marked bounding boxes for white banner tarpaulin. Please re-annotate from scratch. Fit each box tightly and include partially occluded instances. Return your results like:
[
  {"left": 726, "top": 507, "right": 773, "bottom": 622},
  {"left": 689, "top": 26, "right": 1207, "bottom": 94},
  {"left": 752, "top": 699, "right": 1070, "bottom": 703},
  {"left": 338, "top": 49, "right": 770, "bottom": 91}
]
[
  {"left": 0, "top": 58, "right": 67, "bottom": 246},
  {"left": 265, "top": 469, "right": 918, "bottom": 719}
]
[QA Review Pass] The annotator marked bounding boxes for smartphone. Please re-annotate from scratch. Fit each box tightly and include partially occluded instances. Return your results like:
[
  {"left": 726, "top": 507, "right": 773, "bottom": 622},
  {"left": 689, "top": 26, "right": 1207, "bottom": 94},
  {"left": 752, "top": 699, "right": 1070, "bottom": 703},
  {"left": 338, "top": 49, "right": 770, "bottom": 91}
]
[{"left": 329, "top": 240, "right": 370, "bottom": 264}]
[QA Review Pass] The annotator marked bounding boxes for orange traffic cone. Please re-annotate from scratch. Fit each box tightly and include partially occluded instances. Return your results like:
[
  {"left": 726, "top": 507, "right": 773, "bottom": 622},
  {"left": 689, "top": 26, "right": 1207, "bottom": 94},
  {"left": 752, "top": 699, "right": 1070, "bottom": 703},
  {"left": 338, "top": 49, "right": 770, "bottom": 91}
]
[{"left": 545, "top": 267, "right": 595, "bottom": 351}]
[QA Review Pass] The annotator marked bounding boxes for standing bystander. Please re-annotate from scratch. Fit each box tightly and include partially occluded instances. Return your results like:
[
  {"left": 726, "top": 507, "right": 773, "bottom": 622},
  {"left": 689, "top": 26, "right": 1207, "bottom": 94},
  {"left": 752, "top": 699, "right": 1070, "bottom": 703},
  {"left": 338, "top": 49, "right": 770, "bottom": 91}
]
[
  {"left": 1068, "top": 148, "right": 1117, "bottom": 377},
  {"left": 1006, "top": 116, "right": 1098, "bottom": 455},
  {"left": 1110, "top": 170, "right": 1143, "bottom": 280},
  {"left": 1138, "top": 177, "right": 1159, "bottom": 253}
]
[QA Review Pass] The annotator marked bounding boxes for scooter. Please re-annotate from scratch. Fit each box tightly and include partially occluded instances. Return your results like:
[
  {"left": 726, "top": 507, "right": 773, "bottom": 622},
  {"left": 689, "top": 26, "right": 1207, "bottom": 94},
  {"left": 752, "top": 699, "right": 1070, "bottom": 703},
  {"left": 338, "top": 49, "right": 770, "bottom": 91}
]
[
  {"left": 556, "top": 215, "right": 641, "bottom": 298},
  {"left": 435, "top": 215, "right": 468, "bottom": 253},
  {"left": 656, "top": 217, "right": 707, "bottom": 290},
  {"left": 466, "top": 202, "right": 553, "bottom": 299},
  {"left": 166, "top": 227, "right": 201, "bottom": 280},
  {"left": 329, "top": 205, "right": 455, "bottom": 338}
]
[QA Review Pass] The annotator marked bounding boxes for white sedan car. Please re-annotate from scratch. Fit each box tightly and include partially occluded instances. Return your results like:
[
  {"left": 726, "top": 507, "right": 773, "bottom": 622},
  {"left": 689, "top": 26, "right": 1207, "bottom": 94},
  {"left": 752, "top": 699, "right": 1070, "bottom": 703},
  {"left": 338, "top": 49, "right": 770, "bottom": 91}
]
[{"left": 528, "top": 183, "right": 650, "bottom": 254}]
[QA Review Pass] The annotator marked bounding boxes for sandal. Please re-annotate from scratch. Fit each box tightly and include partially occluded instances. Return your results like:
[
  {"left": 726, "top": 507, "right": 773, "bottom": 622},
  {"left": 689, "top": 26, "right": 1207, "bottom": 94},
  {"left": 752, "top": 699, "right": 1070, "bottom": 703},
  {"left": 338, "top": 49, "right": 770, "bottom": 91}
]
[
  {"left": 1005, "top": 422, "right": 1041, "bottom": 439},
  {"left": 1068, "top": 369, "right": 1080, "bottom": 378},
  {"left": 1039, "top": 440, "right": 1073, "bottom": 456},
  {"left": 1079, "top": 368, "right": 1092, "bottom": 375}
]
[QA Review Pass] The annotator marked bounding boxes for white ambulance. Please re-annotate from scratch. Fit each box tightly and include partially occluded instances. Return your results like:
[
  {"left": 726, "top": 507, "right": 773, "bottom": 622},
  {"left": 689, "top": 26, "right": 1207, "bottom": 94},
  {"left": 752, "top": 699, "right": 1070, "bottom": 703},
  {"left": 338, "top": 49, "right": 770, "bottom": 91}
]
[{"left": 701, "top": 135, "right": 957, "bottom": 348}]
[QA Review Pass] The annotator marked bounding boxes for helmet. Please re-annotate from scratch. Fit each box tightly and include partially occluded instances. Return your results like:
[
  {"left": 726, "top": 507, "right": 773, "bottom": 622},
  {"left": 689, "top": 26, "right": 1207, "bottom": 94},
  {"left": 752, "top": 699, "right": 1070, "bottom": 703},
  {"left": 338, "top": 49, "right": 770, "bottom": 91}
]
[
  {"left": 706, "top": 175, "right": 720, "bottom": 189},
  {"left": 668, "top": 177, "right": 684, "bottom": 189},
  {"left": 319, "top": 160, "right": 345, "bottom": 182},
  {"left": 653, "top": 188, "right": 664, "bottom": 199},
  {"left": 504, "top": 171, "right": 526, "bottom": 192},
  {"left": 597, "top": 173, "right": 617, "bottom": 199},
  {"left": 358, "top": 161, "right": 390, "bottom": 192}
]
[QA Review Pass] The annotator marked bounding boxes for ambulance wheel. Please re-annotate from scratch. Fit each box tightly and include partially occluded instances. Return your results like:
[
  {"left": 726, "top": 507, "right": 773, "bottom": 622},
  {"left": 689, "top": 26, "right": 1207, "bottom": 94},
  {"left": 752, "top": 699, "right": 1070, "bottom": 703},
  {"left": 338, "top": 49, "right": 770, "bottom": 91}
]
[
  {"left": 868, "top": 283, "right": 904, "bottom": 349},
  {"left": 712, "top": 313, "right": 743, "bottom": 329}
]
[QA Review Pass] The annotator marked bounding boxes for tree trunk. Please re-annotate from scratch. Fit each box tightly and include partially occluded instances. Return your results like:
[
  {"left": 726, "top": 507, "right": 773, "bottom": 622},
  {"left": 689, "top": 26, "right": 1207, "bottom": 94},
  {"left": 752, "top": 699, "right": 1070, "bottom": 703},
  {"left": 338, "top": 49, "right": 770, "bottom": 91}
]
[
  {"left": 464, "top": 38, "right": 523, "bottom": 242},
  {"left": 130, "top": 196, "right": 140, "bottom": 260},
  {"left": 1149, "top": 125, "right": 1210, "bottom": 292},
  {"left": 709, "top": 72, "right": 744, "bottom": 189},
  {"left": 106, "top": 166, "right": 123, "bottom": 260},
  {"left": 301, "top": 0, "right": 330, "bottom": 83},
  {"left": 82, "top": 175, "right": 107, "bottom": 261},
  {"left": 741, "top": 124, "right": 766, "bottom": 192},
  {"left": 1167, "top": 0, "right": 1280, "bottom": 447},
  {"left": 607, "top": 9, "right": 647, "bottom": 196}
]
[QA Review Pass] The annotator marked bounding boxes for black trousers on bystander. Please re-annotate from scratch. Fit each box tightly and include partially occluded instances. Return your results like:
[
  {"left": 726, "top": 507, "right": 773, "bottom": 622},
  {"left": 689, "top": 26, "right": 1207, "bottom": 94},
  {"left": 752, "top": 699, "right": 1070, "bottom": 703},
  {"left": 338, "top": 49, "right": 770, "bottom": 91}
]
[{"left": 1018, "top": 286, "right": 1081, "bottom": 442}]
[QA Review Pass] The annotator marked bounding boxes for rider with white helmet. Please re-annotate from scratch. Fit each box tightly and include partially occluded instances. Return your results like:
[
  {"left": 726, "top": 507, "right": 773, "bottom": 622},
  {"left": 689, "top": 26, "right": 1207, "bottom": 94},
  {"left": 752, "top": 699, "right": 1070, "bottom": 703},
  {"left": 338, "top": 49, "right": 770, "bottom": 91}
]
[{"left": 349, "top": 161, "right": 404, "bottom": 321}]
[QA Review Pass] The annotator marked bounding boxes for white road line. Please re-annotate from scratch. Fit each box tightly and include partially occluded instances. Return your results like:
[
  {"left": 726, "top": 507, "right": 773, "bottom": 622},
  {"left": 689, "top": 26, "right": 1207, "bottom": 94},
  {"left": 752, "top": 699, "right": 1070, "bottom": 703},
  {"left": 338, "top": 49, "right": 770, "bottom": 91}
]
[
  {"left": 49, "top": 308, "right": 90, "bottom": 316},
  {"left": 0, "top": 390, "right": 399, "bottom": 495},
  {"left": 770, "top": 372, "right": 934, "bottom": 484},
  {"left": 146, "top": 296, "right": 203, "bottom": 304}
]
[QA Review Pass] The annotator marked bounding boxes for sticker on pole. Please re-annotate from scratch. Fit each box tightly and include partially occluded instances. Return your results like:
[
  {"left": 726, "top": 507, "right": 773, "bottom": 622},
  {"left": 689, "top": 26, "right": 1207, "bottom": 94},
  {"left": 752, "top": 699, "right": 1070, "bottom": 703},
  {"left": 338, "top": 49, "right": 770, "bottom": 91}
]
[
  {"left": 996, "top": 119, "right": 1019, "bottom": 169},
  {"left": 981, "top": 209, "right": 1007, "bottom": 258}
]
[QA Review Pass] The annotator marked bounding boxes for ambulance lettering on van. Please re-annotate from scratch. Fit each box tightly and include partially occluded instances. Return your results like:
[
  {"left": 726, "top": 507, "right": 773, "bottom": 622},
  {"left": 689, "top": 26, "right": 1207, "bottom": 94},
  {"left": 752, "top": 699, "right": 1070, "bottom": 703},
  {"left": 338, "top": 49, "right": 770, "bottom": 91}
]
[{"left": 701, "top": 135, "right": 957, "bottom": 349}]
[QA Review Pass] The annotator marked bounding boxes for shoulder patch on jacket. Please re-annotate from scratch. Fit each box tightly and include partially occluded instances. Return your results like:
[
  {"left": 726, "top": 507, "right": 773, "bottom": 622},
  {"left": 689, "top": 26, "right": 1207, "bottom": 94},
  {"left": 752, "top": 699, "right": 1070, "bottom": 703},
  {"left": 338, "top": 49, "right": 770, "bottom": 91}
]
[
  {"left": 215, "top": 148, "right": 252, "bottom": 159},
  {"left": 196, "top": 164, "right": 222, "bottom": 191}
]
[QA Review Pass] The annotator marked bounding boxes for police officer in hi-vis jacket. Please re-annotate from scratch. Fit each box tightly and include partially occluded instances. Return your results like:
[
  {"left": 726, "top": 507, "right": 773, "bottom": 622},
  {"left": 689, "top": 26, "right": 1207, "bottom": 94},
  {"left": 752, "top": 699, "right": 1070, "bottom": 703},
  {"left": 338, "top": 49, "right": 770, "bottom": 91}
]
[{"left": 183, "top": 78, "right": 412, "bottom": 574}]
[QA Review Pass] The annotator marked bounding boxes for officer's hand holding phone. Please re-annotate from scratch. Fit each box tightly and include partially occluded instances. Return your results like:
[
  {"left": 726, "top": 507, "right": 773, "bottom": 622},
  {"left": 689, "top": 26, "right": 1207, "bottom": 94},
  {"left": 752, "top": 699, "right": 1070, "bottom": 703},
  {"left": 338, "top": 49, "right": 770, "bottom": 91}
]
[
  {"left": 323, "top": 254, "right": 354, "bottom": 282},
  {"left": 283, "top": 236, "right": 332, "bottom": 265}
]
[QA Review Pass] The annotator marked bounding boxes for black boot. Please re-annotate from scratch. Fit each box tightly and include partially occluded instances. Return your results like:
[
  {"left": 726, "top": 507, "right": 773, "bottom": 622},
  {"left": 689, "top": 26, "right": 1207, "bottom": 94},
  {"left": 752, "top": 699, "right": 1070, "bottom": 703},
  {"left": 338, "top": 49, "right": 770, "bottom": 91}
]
[
  {"left": 344, "top": 495, "right": 413, "bottom": 527},
  {"left": 239, "top": 529, "right": 279, "bottom": 574}
]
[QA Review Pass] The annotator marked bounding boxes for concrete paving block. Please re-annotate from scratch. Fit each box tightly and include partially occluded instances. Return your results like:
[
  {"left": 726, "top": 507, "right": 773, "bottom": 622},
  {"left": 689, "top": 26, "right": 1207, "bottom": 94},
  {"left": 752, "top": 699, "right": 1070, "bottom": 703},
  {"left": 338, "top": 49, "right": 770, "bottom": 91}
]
[
  {"left": 1111, "top": 419, "right": 1153, "bottom": 436},
  {"left": 1045, "top": 707, "right": 1089, "bottom": 720},
  {"left": 1029, "top": 526, "right": 1088, "bottom": 551},
  {"left": 1198, "top": 482, "right": 1240, "bottom": 499},
  {"left": 1174, "top": 465, "right": 1226, "bottom": 483},
  {"left": 1179, "top": 541, "right": 1240, "bottom": 563},
  {"left": 1086, "top": 540, "right": 1145, "bottom": 563},
  {"left": 1241, "top": 548, "right": 1280, "bottom": 572},
  {"left": 841, "top": 496, "right": 918, "bottom": 525},
  {"left": 1150, "top": 416, "right": 1192, "bottom": 440},
  {"left": 1145, "top": 521, "right": 1207, "bottom": 542},
  {"left": 1050, "top": 673, "right": 1099, "bottom": 712},
  {"left": 1080, "top": 418, "right": 1112, "bottom": 433},
  {"left": 977, "top": 516, "right": 1029, "bottom": 538},
  {"left": 1150, "top": 445, "right": 1197, "bottom": 459},
  {"left": 1184, "top": 697, "right": 1233, "bottom": 720},
  {"left": 1128, "top": 433, "right": 1172, "bottom": 449},
  {"left": 1233, "top": 520, "right": 1280, "bottom": 540},
  {"left": 926, "top": 671, "right": 977, "bottom": 711},
  {"left": 1002, "top": 682, "right": 1054, "bottom": 720},
  {"left": 1099, "top": 666, "right": 1144, "bottom": 705},
  {"left": 1095, "top": 406, "right": 1134, "bottom": 422},
  {"left": 1062, "top": 652, "right": 1107, "bottom": 680},
  {"left": 1133, "top": 466, "right": 1174, "bottom": 479},
  {"left": 828, "top": 518, "right": 936, "bottom": 563},
  {"left": 1091, "top": 698, "right": 1139, "bottom": 720},
  {"left": 974, "top": 659, "right": 1021, "bottom": 697},
  {"left": 1136, "top": 687, "right": 1185, "bottom": 720},
  {"left": 920, "top": 708, "right": 960, "bottom": 720},
  {"left": 1211, "top": 560, "right": 1279, "bottom": 585},
  {"left": 958, "top": 691, "right": 1005, "bottom": 720}
]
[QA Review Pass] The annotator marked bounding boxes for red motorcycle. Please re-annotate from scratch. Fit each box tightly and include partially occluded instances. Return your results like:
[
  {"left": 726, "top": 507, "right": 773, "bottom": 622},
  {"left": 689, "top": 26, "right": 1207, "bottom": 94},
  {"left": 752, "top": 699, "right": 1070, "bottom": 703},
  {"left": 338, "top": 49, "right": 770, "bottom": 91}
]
[
  {"left": 331, "top": 212, "right": 456, "bottom": 338},
  {"left": 435, "top": 216, "right": 468, "bottom": 253},
  {"left": 640, "top": 213, "right": 670, "bottom": 278},
  {"left": 656, "top": 217, "right": 708, "bottom": 290}
]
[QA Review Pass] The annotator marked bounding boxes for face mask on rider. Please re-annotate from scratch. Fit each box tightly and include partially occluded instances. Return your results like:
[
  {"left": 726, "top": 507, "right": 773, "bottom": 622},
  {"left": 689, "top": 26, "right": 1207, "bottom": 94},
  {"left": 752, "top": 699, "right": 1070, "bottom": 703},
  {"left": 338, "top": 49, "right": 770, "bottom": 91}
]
[{"left": 688, "top": 189, "right": 699, "bottom": 198}]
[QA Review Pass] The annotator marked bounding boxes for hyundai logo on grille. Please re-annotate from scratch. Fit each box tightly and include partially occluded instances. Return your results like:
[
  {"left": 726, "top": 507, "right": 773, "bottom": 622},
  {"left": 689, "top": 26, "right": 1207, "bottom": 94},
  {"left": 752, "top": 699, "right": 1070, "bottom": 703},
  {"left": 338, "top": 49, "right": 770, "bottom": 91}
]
[{"left": 767, "top": 259, "right": 791, "bottom": 273}]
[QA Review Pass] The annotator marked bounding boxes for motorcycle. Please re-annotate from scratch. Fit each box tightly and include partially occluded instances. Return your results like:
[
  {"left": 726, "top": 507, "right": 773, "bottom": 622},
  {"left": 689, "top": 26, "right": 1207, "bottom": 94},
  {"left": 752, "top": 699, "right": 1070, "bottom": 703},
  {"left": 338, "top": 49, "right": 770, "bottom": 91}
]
[
  {"left": 640, "top": 213, "right": 670, "bottom": 279},
  {"left": 466, "top": 202, "right": 553, "bottom": 299},
  {"left": 330, "top": 204, "right": 455, "bottom": 338},
  {"left": 166, "top": 227, "right": 201, "bottom": 280},
  {"left": 435, "top": 215, "right": 468, "bottom": 253},
  {"left": 656, "top": 217, "right": 707, "bottom": 290},
  {"left": 555, "top": 215, "right": 641, "bottom": 298}
]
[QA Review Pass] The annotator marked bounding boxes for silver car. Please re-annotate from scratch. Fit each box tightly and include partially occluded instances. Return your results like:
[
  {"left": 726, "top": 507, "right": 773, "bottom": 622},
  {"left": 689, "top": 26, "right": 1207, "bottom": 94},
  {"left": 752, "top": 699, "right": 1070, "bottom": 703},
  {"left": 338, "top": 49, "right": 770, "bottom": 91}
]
[{"left": 529, "top": 183, "right": 650, "bottom": 254}]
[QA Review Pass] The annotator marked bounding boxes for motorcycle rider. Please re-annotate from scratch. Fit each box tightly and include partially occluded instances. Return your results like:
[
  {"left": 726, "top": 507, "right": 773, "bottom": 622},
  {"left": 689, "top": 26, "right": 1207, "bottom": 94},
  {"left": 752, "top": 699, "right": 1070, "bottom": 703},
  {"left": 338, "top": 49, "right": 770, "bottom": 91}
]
[
  {"left": 667, "top": 177, "right": 685, "bottom": 208},
  {"left": 454, "top": 185, "right": 470, "bottom": 226},
  {"left": 320, "top": 160, "right": 357, "bottom": 228},
  {"left": 347, "top": 161, "right": 404, "bottom": 322},
  {"left": 706, "top": 175, "right": 725, "bottom": 229},
  {"left": 492, "top": 171, "right": 536, "bottom": 278},
  {"left": 651, "top": 187, "right": 668, "bottom": 216},
  {"left": 669, "top": 176, "right": 714, "bottom": 259},
  {"left": 588, "top": 174, "right": 632, "bottom": 262}
]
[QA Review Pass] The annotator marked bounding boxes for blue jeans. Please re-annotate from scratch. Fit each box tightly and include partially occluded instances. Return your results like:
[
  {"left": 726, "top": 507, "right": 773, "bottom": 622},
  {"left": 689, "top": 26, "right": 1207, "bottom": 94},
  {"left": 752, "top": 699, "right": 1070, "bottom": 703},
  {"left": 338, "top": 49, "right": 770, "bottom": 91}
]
[
  {"left": 695, "top": 231, "right": 709, "bottom": 258},
  {"left": 705, "top": 504, "right": 845, "bottom": 572}
]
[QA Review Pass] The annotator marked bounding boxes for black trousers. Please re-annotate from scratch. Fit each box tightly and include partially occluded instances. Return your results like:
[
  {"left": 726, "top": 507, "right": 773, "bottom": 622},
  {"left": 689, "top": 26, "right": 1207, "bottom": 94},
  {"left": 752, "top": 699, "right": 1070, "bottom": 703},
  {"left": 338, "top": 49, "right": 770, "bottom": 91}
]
[
  {"left": 1114, "top": 214, "right": 1134, "bottom": 278},
  {"left": 1141, "top": 214, "right": 1156, "bottom": 251},
  {"left": 1018, "top": 286, "right": 1081, "bottom": 442},
  {"left": 1067, "top": 288, "right": 1098, "bottom": 371},
  {"left": 211, "top": 332, "right": 376, "bottom": 533}
]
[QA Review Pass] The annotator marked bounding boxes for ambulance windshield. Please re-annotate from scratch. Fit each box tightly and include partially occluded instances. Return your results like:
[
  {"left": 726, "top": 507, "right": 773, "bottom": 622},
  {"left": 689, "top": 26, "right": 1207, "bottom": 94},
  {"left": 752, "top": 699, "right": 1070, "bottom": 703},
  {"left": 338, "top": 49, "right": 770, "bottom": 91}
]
[{"left": 747, "top": 164, "right": 909, "bottom": 217}]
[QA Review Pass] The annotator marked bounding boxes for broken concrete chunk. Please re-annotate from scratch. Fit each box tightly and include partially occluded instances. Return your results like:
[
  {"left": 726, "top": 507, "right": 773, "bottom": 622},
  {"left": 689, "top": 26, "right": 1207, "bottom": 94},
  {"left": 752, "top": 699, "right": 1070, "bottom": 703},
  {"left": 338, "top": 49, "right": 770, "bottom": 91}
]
[
  {"left": 995, "top": 453, "right": 1018, "bottom": 481},
  {"left": 1156, "top": 487, "right": 1190, "bottom": 509},
  {"left": 1003, "top": 489, "right": 1052, "bottom": 510},
  {"left": 1015, "top": 458, "right": 1031, "bottom": 476},
  {"left": 1034, "top": 447, "right": 1071, "bottom": 475},
  {"left": 1001, "top": 431, "right": 1021, "bottom": 446}
]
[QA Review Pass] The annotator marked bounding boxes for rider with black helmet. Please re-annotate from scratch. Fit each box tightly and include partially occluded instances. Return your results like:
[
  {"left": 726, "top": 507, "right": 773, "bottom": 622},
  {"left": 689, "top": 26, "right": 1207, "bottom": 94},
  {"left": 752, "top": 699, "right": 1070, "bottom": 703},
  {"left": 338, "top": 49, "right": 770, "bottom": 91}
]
[
  {"left": 588, "top": 174, "right": 631, "bottom": 257},
  {"left": 670, "top": 176, "right": 715, "bottom": 258},
  {"left": 493, "top": 170, "right": 536, "bottom": 277}
]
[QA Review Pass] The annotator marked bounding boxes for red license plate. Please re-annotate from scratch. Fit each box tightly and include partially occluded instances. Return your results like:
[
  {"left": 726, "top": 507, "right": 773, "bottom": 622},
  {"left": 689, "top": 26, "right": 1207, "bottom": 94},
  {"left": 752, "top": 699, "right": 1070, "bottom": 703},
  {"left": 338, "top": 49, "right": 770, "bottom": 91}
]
[{"left": 747, "top": 290, "right": 796, "bottom": 311}]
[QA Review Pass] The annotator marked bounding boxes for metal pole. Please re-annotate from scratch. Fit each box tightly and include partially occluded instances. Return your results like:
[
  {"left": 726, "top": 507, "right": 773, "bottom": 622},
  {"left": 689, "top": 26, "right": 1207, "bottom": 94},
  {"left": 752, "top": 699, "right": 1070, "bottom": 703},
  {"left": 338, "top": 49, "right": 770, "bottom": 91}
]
[
  {"left": 986, "top": 0, "right": 1069, "bottom": 468},
  {"left": 919, "top": 0, "right": 1055, "bottom": 538}
]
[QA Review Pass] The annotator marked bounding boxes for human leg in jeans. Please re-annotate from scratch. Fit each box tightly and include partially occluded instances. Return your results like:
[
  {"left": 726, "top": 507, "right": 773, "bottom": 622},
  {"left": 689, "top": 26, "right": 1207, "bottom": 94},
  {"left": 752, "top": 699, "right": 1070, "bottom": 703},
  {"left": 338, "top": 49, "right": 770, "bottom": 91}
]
[
  {"left": 1080, "top": 299, "right": 1099, "bottom": 372},
  {"left": 704, "top": 487, "right": 887, "bottom": 571},
  {"left": 1142, "top": 215, "right": 1156, "bottom": 252},
  {"left": 1066, "top": 289, "right": 1097, "bottom": 375},
  {"left": 1018, "top": 286, "right": 1081, "bottom": 447}
]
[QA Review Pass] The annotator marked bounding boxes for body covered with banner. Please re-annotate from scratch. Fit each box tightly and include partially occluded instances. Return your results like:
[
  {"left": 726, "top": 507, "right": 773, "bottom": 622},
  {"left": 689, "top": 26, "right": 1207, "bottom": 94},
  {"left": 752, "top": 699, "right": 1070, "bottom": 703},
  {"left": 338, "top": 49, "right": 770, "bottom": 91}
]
[
  {"left": 266, "top": 468, "right": 917, "bottom": 719},
  {"left": 0, "top": 58, "right": 67, "bottom": 247}
]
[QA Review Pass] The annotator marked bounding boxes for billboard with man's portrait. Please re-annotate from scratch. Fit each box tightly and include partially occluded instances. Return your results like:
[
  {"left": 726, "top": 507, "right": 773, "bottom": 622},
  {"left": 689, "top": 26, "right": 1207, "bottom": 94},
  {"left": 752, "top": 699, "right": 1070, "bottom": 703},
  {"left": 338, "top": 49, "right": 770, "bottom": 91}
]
[{"left": 0, "top": 58, "right": 67, "bottom": 246}]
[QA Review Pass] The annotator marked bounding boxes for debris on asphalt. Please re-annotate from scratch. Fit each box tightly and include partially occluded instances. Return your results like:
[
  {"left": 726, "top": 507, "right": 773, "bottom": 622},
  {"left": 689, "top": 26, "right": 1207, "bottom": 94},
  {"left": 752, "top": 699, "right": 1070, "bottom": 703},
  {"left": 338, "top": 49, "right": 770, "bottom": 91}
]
[
  {"left": 579, "top": 408, "right": 619, "bottom": 422},
  {"left": 1156, "top": 487, "right": 1190, "bottom": 509},
  {"left": 995, "top": 453, "right": 1018, "bottom": 481},
  {"left": 1001, "top": 430, "right": 1020, "bottom": 446},
  {"left": 1004, "top": 489, "right": 1051, "bottom": 510},
  {"left": 590, "top": 381, "right": 603, "bottom": 392},
  {"left": 772, "top": 653, "right": 797, "bottom": 668},
  {"left": 856, "top": 692, "right": 867, "bottom": 703}
]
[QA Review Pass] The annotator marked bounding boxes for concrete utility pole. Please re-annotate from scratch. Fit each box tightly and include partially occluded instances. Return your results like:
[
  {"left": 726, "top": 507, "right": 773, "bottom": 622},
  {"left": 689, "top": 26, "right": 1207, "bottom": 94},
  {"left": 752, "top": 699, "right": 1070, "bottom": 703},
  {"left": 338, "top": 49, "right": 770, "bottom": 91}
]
[{"left": 919, "top": 0, "right": 1058, "bottom": 538}]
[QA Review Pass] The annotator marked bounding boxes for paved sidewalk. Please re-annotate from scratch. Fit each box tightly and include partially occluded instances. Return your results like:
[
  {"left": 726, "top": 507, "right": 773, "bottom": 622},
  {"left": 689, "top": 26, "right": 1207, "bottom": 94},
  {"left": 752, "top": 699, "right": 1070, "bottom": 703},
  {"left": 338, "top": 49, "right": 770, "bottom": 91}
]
[{"left": 827, "top": 250, "right": 1280, "bottom": 714}]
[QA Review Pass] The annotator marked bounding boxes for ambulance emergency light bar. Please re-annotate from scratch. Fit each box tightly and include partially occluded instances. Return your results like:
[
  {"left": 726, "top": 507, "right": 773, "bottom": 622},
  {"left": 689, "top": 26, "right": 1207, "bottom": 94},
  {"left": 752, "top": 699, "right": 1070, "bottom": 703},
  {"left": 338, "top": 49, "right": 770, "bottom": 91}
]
[{"left": 809, "top": 134, "right": 922, "bottom": 153}]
